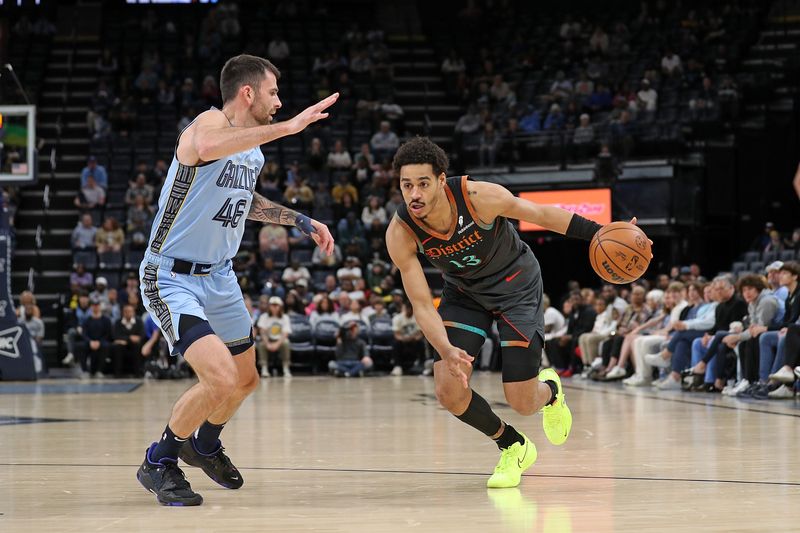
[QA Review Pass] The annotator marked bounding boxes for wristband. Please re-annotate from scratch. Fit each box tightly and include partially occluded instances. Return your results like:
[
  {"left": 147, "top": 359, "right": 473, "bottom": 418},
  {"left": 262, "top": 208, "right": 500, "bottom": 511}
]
[
  {"left": 294, "top": 213, "right": 316, "bottom": 236},
  {"left": 565, "top": 214, "right": 602, "bottom": 241}
]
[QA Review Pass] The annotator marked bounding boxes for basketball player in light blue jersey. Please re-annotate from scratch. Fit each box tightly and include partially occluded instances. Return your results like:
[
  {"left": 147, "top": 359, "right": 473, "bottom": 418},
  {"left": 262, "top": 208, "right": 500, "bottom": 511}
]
[{"left": 136, "top": 55, "right": 338, "bottom": 506}]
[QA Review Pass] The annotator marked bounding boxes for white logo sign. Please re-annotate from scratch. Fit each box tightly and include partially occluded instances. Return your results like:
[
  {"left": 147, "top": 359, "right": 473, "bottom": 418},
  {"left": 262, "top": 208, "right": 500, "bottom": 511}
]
[
  {"left": 458, "top": 215, "right": 463, "bottom": 227},
  {"left": 0, "top": 326, "right": 22, "bottom": 359}
]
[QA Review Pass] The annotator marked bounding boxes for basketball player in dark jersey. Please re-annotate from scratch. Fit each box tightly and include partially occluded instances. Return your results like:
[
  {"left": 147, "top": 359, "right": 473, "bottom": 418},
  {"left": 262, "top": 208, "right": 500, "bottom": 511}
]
[{"left": 387, "top": 137, "right": 607, "bottom": 488}]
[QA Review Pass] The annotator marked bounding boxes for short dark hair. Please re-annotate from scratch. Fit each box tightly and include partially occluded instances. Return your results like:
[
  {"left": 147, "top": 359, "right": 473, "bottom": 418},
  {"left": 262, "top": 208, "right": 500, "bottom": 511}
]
[
  {"left": 737, "top": 274, "right": 767, "bottom": 292},
  {"left": 779, "top": 261, "right": 800, "bottom": 277},
  {"left": 220, "top": 54, "right": 280, "bottom": 104},
  {"left": 392, "top": 137, "right": 449, "bottom": 177}
]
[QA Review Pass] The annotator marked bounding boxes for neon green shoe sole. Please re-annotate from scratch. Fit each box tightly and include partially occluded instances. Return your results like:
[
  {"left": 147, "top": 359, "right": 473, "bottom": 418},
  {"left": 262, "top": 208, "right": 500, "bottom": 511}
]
[
  {"left": 486, "top": 433, "right": 537, "bottom": 488},
  {"left": 539, "top": 368, "right": 572, "bottom": 445}
]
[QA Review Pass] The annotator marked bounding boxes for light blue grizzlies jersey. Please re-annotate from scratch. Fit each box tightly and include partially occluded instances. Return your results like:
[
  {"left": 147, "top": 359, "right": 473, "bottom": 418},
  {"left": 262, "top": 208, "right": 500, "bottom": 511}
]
[{"left": 148, "top": 139, "right": 264, "bottom": 264}]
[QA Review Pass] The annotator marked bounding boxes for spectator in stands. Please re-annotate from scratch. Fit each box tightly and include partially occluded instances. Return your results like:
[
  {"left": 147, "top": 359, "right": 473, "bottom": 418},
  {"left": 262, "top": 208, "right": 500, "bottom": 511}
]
[
  {"left": 370, "top": 121, "right": 400, "bottom": 161},
  {"left": 200, "top": 75, "right": 221, "bottom": 107},
  {"left": 589, "top": 26, "right": 609, "bottom": 54},
  {"left": 337, "top": 211, "right": 367, "bottom": 254},
  {"left": 282, "top": 259, "right": 311, "bottom": 287},
  {"left": 267, "top": 33, "right": 291, "bottom": 61},
  {"left": 97, "top": 48, "right": 118, "bottom": 76},
  {"left": 609, "top": 111, "right": 636, "bottom": 159},
  {"left": 16, "top": 291, "right": 41, "bottom": 322},
  {"left": 340, "top": 299, "right": 368, "bottom": 326},
  {"left": 72, "top": 214, "right": 98, "bottom": 251},
  {"left": 70, "top": 264, "right": 94, "bottom": 294},
  {"left": 572, "top": 113, "right": 595, "bottom": 159},
  {"left": 127, "top": 195, "right": 154, "bottom": 250},
  {"left": 384, "top": 189, "right": 403, "bottom": 219},
  {"left": 519, "top": 106, "right": 542, "bottom": 133},
  {"left": 332, "top": 175, "right": 359, "bottom": 205},
  {"left": 312, "top": 238, "right": 343, "bottom": 268},
  {"left": 689, "top": 77, "right": 717, "bottom": 121},
  {"left": 441, "top": 50, "right": 466, "bottom": 75},
  {"left": 636, "top": 79, "right": 658, "bottom": 113},
  {"left": 157, "top": 80, "right": 175, "bottom": 107},
  {"left": 661, "top": 49, "right": 683, "bottom": 77},
  {"left": 543, "top": 293, "right": 566, "bottom": 342},
  {"left": 80, "top": 297, "right": 113, "bottom": 378},
  {"left": 547, "top": 290, "right": 597, "bottom": 374},
  {"left": 80, "top": 156, "right": 108, "bottom": 190},
  {"left": 310, "top": 295, "right": 338, "bottom": 327},
  {"left": 763, "top": 263, "right": 800, "bottom": 390},
  {"left": 391, "top": 300, "right": 424, "bottom": 376},
  {"left": 543, "top": 103, "right": 565, "bottom": 131},
  {"left": 257, "top": 296, "right": 292, "bottom": 378},
  {"left": 651, "top": 282, "right": 717, "bottom": 388},
  {"left": 578, "top": 297, "right": 619, "bottom": 375},
  {"left": 118, "top": 272, "right": 140, "bottom": 308},
  {"left": 20, "top": 298, "right": 45, "bottom": 360},
  {"left": 361, "top": 195, "right": 387, "bottom": 229},
  {"left": 111, "top": 304, "right": 143, "bottom": 377},
  {"left": 134, "top": 63, "right": 159, "bottom": 103},
  {"left": 751, "top": 222, "right": 775, "bottom": 251},
  {"left": 689, "top": 276, "right": 748, "bottom": 391},
  {"left": 90, "top": 276, "right": 111, "bottom": 308},
  {"left": 764, "top": 230, "right": 784, "bottom": 253},
  {"left": 258, "top": 223, "right": 289, "bottom": 262},
  {"left": 549, "top": 71, "right": 573, "bottom": 102},
  {"left": 478, "top": 123, "right": 501, "bottom": 167},
  {"left": 283, "top": 176, "right": 314, "bottom": 210},
  {"left": 126, "top": 173, "right": 154, "bottom": 206},
  {"left": 337, "top": 255, "right": 363, "bottom": 283},
  {"left": 717, "top": 275, "right": 779, "bottom": 397},
  {"left": 74, "top": 175, "right": 106, "bottom": 211},
  {"left": 784, "top": 227, "right": 800, "bottom": 252},
  {"left": 327, "top": 139, "right": 353, "bottom": 171},
  {"left": 330, "top": 320, "right": 372, "bottom": 377},
  {"left": 105, "top": 288, "right": 121, "bottom": 323},
  {"left": 95, "top": 217, "right": 124, "bottom": 254},
  {"left": 305, "top": 138, "right": 327, "bottom": 183}
]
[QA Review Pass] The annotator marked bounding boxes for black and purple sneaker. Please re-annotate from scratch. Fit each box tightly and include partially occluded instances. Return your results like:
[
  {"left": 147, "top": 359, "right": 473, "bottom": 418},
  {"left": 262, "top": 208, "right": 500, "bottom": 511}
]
[
  {"left": 137, "top": 443, "right": 203, "bottom": 506},
  {"left": 179, "top": 438, "right": 244, "bottom": 489}
]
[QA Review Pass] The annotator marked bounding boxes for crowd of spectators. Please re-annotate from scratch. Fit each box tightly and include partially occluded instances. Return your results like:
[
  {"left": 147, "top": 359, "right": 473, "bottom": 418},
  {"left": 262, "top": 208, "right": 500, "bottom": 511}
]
[{"left": 442, "top": 1, "right": 758, "bottom": 168}]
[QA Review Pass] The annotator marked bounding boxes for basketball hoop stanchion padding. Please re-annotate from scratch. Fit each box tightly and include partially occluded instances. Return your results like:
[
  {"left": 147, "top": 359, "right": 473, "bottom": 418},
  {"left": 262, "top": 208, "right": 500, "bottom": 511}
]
[{"left": 0, "top": 199, "right": 36, "bottom": 381}]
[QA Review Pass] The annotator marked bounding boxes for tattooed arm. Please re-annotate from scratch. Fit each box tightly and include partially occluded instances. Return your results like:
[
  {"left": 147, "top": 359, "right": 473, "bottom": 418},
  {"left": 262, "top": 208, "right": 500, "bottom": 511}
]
[
  {"left": 247, "top": 192, "right": 335, "bottom": 255},
  {"left": 247, "top": 191, "right": 300, "bottom": 225}
]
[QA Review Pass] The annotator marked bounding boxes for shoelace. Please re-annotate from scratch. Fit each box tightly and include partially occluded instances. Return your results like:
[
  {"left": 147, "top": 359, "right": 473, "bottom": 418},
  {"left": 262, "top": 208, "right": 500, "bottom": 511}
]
[
  {"left": 494, "top": 447, "right": 516, "bottom": 473},
  {"left": 161, "top": 462, "right": 192, "bottom": 491}
]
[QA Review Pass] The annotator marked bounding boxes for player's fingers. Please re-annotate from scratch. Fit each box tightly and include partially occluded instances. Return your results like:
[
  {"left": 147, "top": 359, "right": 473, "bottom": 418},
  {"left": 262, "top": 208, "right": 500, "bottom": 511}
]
[
  {"left": 316, "top": 92, "right": 339, "bottom": 111},
  {"left": 629, "top": 216, "right": 638, "bottom": 225}
]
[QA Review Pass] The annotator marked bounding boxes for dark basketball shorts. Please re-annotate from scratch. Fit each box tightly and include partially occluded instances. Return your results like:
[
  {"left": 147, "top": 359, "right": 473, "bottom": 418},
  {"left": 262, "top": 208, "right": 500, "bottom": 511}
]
[{"left": 435, "top": 255, "right": 545, "bottom": 382}]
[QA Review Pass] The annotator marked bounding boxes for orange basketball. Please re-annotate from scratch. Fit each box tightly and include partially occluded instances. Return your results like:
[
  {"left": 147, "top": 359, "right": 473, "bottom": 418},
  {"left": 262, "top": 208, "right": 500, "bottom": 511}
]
[{"left": 589, "top": 222, "right": 652, "bottom": 284}]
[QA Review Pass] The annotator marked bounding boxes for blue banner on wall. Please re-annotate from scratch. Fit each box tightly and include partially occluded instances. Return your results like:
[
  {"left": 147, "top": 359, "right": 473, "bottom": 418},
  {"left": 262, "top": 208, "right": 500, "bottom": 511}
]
[{"left": 0, "top": 227, "right": 36, "bottom": 381}]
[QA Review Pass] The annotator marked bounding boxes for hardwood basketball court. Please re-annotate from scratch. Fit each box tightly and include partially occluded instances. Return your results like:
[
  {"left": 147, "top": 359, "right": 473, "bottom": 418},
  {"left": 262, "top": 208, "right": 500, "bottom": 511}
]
[{"left": 1, "top": 374, "right": 798, "bottom": 532}]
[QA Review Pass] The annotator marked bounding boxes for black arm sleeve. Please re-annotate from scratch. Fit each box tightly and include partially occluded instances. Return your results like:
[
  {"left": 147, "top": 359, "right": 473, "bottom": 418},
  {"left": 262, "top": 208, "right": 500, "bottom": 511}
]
[{"left": 565, "top": 214, "right": 603, "bottom": 241}]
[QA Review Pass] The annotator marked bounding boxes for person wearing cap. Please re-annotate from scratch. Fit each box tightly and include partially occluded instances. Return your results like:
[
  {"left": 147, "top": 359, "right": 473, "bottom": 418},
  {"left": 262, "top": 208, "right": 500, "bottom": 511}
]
[
  {"left": 256, "top": 296, "right": 292, "bottom": 378},
  {"left": 89, "top": 276, "right": 111, "bottom": 309},
  {"left": 80, "top": 297, "right": 113, "bottom": 378},
  {"left": 636, "top": 78, "right": 658, "bottom": 112},
  {"left": 765, "top": 260, "right": 789, "bottom": 323},
  {"left": 80, "top": 155, "right": 108, "bottom": 189},
  {"left": 330, "top": 320, "right": 372, "bottom": 377},
  {"left": 758, "top": 262, "right": 800, "bottom": 395}
]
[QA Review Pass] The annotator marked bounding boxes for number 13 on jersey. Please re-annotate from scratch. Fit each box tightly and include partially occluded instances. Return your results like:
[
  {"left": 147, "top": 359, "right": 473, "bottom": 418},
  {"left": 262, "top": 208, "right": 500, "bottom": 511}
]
[{"left": 449, "top": 255, "right": 481, "bottom": 269}]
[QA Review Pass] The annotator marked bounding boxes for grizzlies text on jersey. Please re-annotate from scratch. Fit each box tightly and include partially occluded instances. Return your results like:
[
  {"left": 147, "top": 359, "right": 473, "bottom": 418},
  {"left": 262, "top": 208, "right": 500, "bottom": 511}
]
[{"left": 148, "top": 134, "right": 264, "bottom": 265}]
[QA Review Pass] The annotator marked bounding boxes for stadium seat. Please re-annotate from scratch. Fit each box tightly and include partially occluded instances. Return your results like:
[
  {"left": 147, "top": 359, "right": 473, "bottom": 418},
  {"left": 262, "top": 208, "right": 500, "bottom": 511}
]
[
  {"left": 369, "top": 318, "right": 395, "bottom": 371},
  {"left": 779, "top": 250, "right": 796, "bottom": 262},
  {"left": 313, "top": 319, "right": 341, "bottom": 369},
  {"left": 288, "top": 316, "right": 316, "bottom": 372}
]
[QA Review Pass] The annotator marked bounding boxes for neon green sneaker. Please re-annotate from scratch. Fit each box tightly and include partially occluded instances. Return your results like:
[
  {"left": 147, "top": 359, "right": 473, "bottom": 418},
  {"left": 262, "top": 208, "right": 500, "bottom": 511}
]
[
  {"left": 539, "top": 368, "right": 572, "bottom": 445},
  {"left": 486, "top": 433, "right": 537, "bottom": 488}
]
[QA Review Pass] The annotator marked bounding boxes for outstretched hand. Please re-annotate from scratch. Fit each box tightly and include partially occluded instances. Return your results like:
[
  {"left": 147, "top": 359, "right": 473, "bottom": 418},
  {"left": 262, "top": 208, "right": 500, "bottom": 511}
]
[
  {"left": 442, "top": 345, "right": 474, "bottom": 389},
  {"left": 309, "top": 219, "right": 335, "bottom": 256},
  {"left": 287, "top": 93, "right": 339, "bottom": 135}
]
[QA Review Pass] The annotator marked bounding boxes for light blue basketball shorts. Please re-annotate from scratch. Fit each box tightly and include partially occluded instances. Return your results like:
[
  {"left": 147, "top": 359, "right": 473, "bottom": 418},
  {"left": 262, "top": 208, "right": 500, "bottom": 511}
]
[{"left": 139, "top": 251, "right": 253, "bottom": 356}]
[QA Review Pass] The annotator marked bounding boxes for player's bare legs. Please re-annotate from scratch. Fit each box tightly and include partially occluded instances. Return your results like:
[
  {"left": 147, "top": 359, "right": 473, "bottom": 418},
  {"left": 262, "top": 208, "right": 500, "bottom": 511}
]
[
  {"left": 167, "top": 335, "right": 239, "bottom": 437},
  {"left": 433, "top": 359, "right": 474, "bottom": 415},
  {"left": 206, "top": 345, "right": 259, "bottom": 425},
  {"left": 502, "top": 378, "right": 555, "bottom": 416}
]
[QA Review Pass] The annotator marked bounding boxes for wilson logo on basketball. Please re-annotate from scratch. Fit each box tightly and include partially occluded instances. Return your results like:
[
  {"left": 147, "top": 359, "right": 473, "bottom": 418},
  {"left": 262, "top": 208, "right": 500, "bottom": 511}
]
[{"left": 601, "top": 260, "right": 627, "bottom": 283}]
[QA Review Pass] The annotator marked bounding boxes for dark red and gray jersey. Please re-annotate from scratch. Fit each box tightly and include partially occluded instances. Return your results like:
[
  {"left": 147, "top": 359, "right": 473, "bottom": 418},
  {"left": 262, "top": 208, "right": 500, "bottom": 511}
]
[{"left": 394, "top": 176, "right": 541, "bottom": 297}]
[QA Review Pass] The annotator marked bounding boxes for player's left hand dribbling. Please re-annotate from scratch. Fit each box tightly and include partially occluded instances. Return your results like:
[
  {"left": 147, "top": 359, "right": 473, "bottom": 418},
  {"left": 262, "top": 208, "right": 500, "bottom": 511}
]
[
  {"left": 310, "top": 219, "right": 335, "bottom": 256},
  {"left": 443, "top": 345, "right": 474, "bottom": 389},
  {"left": 628, "top": 216, "right": 654, "bottom": 258}
]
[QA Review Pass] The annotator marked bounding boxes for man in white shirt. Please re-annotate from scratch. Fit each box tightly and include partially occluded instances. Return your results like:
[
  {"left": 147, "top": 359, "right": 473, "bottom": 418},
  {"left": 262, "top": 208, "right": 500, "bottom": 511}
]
[
  {"left": 637, "top": 79, "right": 658, "bottom": 112},
  {"left": 661, "top": 50, "right": 682, "bottom": 77},
  {"left": 391, "top": 301, "right": 424, "bottom": 375}
]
